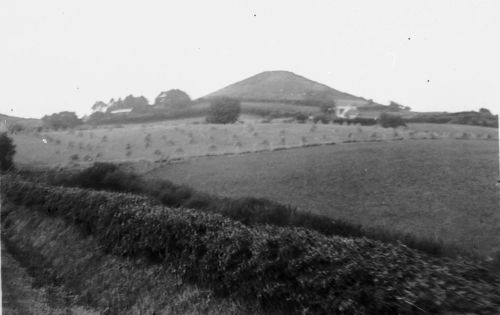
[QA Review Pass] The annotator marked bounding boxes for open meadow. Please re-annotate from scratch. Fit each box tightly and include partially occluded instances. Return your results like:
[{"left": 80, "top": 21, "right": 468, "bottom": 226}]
[
  {"left": 11, "top": 120, "right": 498, "bottom": 168},
  {"left": 143, "top": 137, "right": 500, "bottom": 257}
]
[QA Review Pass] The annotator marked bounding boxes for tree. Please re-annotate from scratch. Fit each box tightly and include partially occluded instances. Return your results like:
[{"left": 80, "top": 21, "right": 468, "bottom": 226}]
[
  {"left": 154, "top": 89, "right": 191, "bottom": 110},
  {"left": 91, "top": 101, "right": 108, "bottom": 113},
  {"left": 378, "top": 112, "right": 406, "bottom": 128},
  {"left": 0, "top": 132, "right": 16, "bottom": 171},
  {"left": 387, "top": 101, "right": 405, "bottom": 112},
  {"left": 206, "top": 97, "right": 241, "bottom": 124},
  {"left": 479, "top": 108, "right": 492, "bottom": 116},
  {"left": 42, "top": 111, "right": 82, "bottom": 130},
  {"left": 106, "top": 95, "right": 150, "bottom": 113}
]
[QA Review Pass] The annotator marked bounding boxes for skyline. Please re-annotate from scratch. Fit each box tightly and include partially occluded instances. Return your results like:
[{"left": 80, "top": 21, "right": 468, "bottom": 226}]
[{"left": 1, "top": 0, "right": 499, "bottom": 118}]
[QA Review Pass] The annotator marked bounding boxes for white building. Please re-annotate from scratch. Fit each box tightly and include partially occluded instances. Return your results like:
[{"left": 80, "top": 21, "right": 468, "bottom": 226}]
[{"left": 335, "top": 105, "right": 359, "bottom": 119}]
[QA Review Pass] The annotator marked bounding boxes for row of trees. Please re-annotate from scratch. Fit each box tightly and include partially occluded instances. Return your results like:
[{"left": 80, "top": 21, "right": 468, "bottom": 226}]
[{"left": 91, "top": 89, "right": 192, "bottom": 114}]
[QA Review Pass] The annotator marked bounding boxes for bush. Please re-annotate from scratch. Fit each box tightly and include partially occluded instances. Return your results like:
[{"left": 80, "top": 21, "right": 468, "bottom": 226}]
[
  {"left": 3, "top": 178, "right": 500, "bottom": 315},
  {"left": 312, "top": 113, "right": 330, "bottom": 124},
  {"left": 294, "top": 112, "right": 308, "bottom": 123},
  {"left": 42, "top": 111, "right": 82, "bottom": 130},
  {"left": 332, "top": 117, "right": 377, "bottom": 126},
  {"left": 206, "top": 97, "right": 241, "bottom": 124},
  {"left": 378, "top": 113, "right": 406, "bottom": 128},
  {"left": 0, "top": 132, "right": 16, "bottom": 171}
]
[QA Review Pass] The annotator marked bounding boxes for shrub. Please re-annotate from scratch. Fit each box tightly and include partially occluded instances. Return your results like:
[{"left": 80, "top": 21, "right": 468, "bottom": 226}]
[
  {"left": 42, "top": 111, "right": 82, "bottom": 130},
  {"left": 313, "top": 114, "right": 330, "bottom": 124},
  {"left": 206, "top": 97, "right": 241, "bottom": 124},
  {"left": 0, "top": 132, "right": 16, "bottom": 171},
  {"left": 294, "top": 112, "right": 308, "bottom": 123},
  {"left": 379, "top": 113, "right": 406, "bottom": 128},
  {"left": 70, "top": 154, "right": 79, "bottom": 161}
]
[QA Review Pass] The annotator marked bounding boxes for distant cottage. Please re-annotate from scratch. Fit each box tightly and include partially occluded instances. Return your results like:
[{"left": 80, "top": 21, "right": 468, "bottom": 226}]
[
  {"left": 110, "top": 108, "right": 133, "bottom": 115},
  {"left": 335, "top": 105, "right": 359, "bottom": 119}
]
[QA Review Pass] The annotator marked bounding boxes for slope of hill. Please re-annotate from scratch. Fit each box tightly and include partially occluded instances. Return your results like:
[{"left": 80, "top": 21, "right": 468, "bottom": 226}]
[
  {"left": 200, "top": 70, "right": 375, "bottom": 107},
  {"left": 0, "top": 113, "right": 43, "bottom": 131}
]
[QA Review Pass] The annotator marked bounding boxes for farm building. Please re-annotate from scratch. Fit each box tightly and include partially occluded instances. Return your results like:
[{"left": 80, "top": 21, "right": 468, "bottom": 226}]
[{"left": 335, "top": 105, "right": 359, "bottom": 119}]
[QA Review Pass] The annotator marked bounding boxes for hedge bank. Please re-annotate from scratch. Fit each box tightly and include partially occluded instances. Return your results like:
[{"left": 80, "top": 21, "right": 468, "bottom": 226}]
[{"left": 2, "top": 178, "right": 500, "bottom": 314}]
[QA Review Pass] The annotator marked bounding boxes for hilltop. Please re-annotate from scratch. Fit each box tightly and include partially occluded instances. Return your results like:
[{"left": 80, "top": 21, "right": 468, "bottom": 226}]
[{"left": 200, "top": 70, "right": 377, "bottom": 108}]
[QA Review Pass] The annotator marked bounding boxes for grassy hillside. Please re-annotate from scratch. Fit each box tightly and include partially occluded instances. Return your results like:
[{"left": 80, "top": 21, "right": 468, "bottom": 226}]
[
  {"left": 201, "top": 70, "right": 372, "bottom": 106},
  {"left": 144, "top": 138, "right": 500, "bottom": 257}
]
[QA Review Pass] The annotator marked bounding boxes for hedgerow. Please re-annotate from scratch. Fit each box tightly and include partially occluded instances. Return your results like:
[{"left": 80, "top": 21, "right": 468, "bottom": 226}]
[
  {"left": 43, "top": 163, "right": 470, "bottom": 258},
  {"left": 2, "top": 178, "right": 500, "bottom": 314}
]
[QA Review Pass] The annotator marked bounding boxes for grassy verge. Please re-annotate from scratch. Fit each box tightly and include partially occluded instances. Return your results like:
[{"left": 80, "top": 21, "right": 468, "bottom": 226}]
[{"left": 3, "top": 178, "right": 500, "bottom": 314}]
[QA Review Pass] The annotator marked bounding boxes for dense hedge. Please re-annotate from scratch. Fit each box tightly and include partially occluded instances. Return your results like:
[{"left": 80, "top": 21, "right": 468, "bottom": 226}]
[
  {"left": 332, "top": 117, "right": 377, "bottom": 126},
  {"left": 405, "top": 111, "right": 498, "bottom": 128},
  {"left": 43, "top": 163, "right": 471, "bottom": 258},
  {"left": 2, "top": 178, "right": 500, "bottom": 314}
]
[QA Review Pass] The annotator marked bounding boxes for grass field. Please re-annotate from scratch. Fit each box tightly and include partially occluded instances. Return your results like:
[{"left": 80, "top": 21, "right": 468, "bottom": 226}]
[
  {"left": 11, "top": 120, "right": 498, "bottom": 168},
  {"left": 144, "top": 139, "right": 500, "bottom": 257}
]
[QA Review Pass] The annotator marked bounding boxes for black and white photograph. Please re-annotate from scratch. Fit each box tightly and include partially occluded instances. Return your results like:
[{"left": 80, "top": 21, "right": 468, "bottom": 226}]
[{"left": 1, "top": 1, "right": 499, "bottom": 314}]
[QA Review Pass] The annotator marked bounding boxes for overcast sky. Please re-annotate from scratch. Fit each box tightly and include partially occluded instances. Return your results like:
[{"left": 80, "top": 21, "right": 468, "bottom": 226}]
[{"left": 1, "top": 0, "right": 499, "bottom": 118}]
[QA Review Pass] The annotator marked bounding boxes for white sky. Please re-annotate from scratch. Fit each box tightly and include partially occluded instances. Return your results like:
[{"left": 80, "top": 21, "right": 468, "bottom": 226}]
[{"left": 1, "top": 0, "right": 499, "bottom": 118}]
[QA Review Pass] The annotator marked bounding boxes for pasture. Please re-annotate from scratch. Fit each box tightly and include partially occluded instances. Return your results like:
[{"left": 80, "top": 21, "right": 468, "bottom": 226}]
[
  {"left": 11, "top": 119, "right": 497, "bottom": 168},
  {"left": 144, "top": 138, "right": 500, "bottom": 257}
]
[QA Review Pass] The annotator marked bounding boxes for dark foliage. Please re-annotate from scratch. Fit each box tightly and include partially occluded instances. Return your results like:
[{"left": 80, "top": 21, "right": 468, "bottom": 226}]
[
  {"left": 332, "top": 117, "right": 377, "bottom": 126},
  {"left": 312, "top": 113, "right": 330, "bottom": 124},
  {"left": 42, "top": 111, "right": 82, "bottom": 130},
  {"left": 379, "top": 113, "right": 406, "bottom": 128},
  {"left": 294, "top": 112, "right": 308, "bottom": 123},
  {"left": 406, "top": 111, "right": 498, "bottom": 128},
  {"left": 206, "top": 97, "right": 241, "bottom": 124},
  {"left": 0, "top": 132, "right": 16, "bottom": 171},
  {"left": 3, "top": 178, "right": 500, "bottom": 314},
  {"left": 154, "top": 89, "right": 192, "bottom": 110}
]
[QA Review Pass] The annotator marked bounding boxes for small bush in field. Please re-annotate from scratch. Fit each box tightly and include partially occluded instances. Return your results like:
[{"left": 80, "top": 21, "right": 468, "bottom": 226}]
[
  {"left": 261, "top": 139, "right": 270, "bottom": 146},
  {"left": 78, "top": 142, "right": 84, "bottom": 150},
  {"left": 95, "top": 152, "right": 103, "bottom": 159},
  {"left": 279, "top": 137, "right": 286, "bottom": 146},
  {"left": 83, "top": 155, "right": 93, "bottom": 162},
  {"left": 208, "top": 144, "right": 217, "bottom": 151},
  {"left": 70, "top": 154, "right": 79, "bottom": 161},
  {"left": 154, "top": 149, "right": 162, "bottom": 156},
  {"left": 101, "top": 136, "right": 108, "bottom": 142},
  {"left": 55, "top": 139, "right": 61, "bottom": 145},
  {"left": 206, "top": 97, "right": 241, "bottom": 124},
  {"left": 300, "top": 136, "right": 307, "bottom": 146},
  {"left": 379, "top": 113, "right": 406, "bottom": 128},
  {"left": 68, "top": 141, "right": 75, "bottom": 149},
  {"left": 295, "top": 112, "right": 308, "bottom": 123},
  {"left": 253, "top": 132, "right": 258, "bottom": 137},
  {"left": 175, "top": 147, "right": 184, "bottom": 154},
  {"left": 86, "top": 144, "right": 93, "bottom": 151}
]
